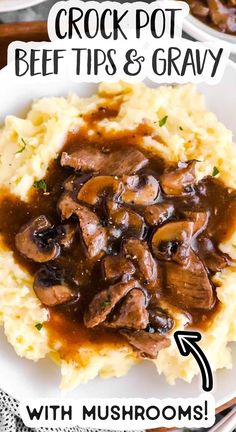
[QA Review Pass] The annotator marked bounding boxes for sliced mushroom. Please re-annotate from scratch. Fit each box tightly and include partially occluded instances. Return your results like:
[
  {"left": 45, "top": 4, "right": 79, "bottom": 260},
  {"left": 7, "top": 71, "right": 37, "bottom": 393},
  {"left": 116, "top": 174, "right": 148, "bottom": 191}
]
[
  {"left": 106, "top": 289, "right": 149, "bottom": 330},
  {"left": 144, "top": 203, "right": 174, "bottom": 226},
  {"left": 34, "top": 266, "right": 77, "bottom": 306},
  {"left": 109, "top": 206, "right": 146, "bottom": 239},
  {"left": 164, "top": 250, "right": 214, "bottom": 310},
  {"left": 122, "top": 175, "right": 160, "bottom": 206},
  {"left": 121, "top": 329, "right": 171, "bottom": 359},
  {"left": 123, "top": 238, "right": 158, "bottom": 287},
  {"left": 152, "top": 221, "right": 194, "bottom": 263},
  {"left": 160, "top": 160, "right": 197, "bottom": 196},
  {"left": 103, "top": 255, "right": 136, "bottom": 282},
  {"left": 77, "top": 176, "right": 123, "bottom": 206},
  {"left": 15, "top": 215, "right": 60, "bottom": 263},
  {"left": 84, "top": 279, "right": 140, "bottom": 328},
  {"left": 148, "top": 308, "right": 174, "bottom": 335}
]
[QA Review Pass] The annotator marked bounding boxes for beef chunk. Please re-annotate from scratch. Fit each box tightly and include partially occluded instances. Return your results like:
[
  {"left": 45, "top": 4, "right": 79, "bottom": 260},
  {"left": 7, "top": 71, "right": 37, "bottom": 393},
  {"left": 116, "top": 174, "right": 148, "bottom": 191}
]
[
  {"left": 61, "top": 146, "right": 148, "bottom": 175},
  {"left": 164, "top": 250, "right": 214, "bottom": 310},
  {"left": 107, "top": 289, "right": 149, "bottom": 329},
  {"left": 58, "top": 194, "right": 107, "bottom": 259},
  {"left": 123, "top": 238, "right": 158, "bottom": 287},
  {"left": 121, "top": 329, "right": 171, "bottom": 359},
  {"left": 103, "top": 255, "right": 135, "bottom": 282},
  {"left": 84, "top": 279, "right": 140, "bottom": 328},
  {"left": 160, "top": 160, "right": 197, "bottom": 195},
  {"left": 57, "top": 224, "right": 77, "bottom": 248},
  {"left": 61, "top": 147, "right": 105, "bottom": 172},
  {"left": 197, "top": 236, "right": 228, "bottom": 272},
  {"left": 144, "top": 203, "right": 174, "bottom": 226}
]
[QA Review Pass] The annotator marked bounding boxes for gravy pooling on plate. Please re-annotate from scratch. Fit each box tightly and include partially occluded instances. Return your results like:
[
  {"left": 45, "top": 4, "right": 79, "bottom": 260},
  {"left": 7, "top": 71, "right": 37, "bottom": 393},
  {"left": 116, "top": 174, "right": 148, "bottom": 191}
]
[{"left": 0, "top": 106, "right": 235, "bottom": 361}]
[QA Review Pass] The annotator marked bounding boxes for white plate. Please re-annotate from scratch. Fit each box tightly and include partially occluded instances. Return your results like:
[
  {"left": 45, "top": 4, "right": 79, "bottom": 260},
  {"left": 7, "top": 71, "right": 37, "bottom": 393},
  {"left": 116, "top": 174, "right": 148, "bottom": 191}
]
[
  {"left": 0, "top": 0, "right": 47, "bottom": 12},
  {"left": 0, "top": 61, "right": 236, "bottom": 406}
]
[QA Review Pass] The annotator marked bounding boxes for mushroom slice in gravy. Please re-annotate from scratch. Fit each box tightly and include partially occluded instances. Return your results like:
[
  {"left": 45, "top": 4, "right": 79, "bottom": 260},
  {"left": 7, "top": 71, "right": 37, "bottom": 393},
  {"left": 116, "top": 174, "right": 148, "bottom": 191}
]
[
  {"left": 34, "top": 266, "right": 77, "bottom": 307},
  {"left": 15, "top": 215, "right": 60, "bottom": 263},
  {"left": 122, "top": 175, "right": 160, "bottom": 206},
  {"left": 152, "top": 221, "right": 194, "bottom": 264},
  {"left": 160, "top": 160, "right": 197, "bottom": 196},
  {"left": 77, "top": 176, "right": 123, "bottom": 206}
]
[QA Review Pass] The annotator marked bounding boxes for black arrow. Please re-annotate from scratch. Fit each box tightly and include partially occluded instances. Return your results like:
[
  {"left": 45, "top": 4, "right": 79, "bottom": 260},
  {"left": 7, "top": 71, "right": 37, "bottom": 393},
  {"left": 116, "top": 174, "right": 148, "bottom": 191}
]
[{"left": 174, "top": 330, "right": 213, "bottom": 392}]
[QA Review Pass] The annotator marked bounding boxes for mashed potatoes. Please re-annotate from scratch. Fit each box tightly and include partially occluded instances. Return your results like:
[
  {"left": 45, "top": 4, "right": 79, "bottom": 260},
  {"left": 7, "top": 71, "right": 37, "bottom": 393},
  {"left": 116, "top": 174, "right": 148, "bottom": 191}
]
[{"left": 0, "top": 82, "right": 236, "bottom": 390}]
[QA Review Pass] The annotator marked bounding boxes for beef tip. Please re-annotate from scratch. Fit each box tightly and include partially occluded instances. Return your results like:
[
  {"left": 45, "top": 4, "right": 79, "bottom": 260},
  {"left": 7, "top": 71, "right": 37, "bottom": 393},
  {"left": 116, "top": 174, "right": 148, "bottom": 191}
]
[
  {"left": 75, "top": 205, "right": 107, "bottom": 260},
  {"left": 144, "top": 203, "right": 174, "bottom": 226},
  {"left": 197, "top": 236, "right": 229, "bottom": 272},
  {"left": 148, "top": 308, "right": 174, "bottom": 335},
  {"left": 152, "top": 221, "right": 194, "bottom": 264},
  {"left": 103, "top": 255, "right": 135, "bottom": 282},
  {"left": 57, "top": 224, "right": 77, "bottom": 248},
  {"left": 121, "top": 329, "right": 171, "bottom": 359},
  {"left": 208, "top": 0, "right": 236, "bottom": 33},
  {"left": 107, "top": 289, "right": 149, "bottom": 330},
  {"left": 160, "top": 160, "right": 197, "bottom": 195},
  {"left": 77, "top": 175, "right": 123, "bottom": 206},
  {"left": 109, "top": 206, "right": 146, "bottom": 239},
  {"left": 61, "top": 145, "right": 148, "bottom": 175},
  {"left": 34, "top": 266, "right": 77, "bottom": 306},
  {"left": 58, "top": 194, "right": 107, "bottom": 259},
  {"left": 58, "top": 193, "right": 78, "bottom": 220},
  {"left": 123, "top": 238, "right": 158, "bottom": 287},
  {"left": 106, "top": 148, "right": 148, "bottom": 176},
  {"left": 84, "top": 279, "right": 140, "bottom": 328},
  {"left": 164, "top": 250, "right": 214, "bottom": 310},
  {"left": 122, "top": 175, "right": 160, "bottom": 206},
  {"left": 183, "top": 211, "right": 209, "bottom": 236},
  {"left": 15, "top": 215, "right": 60, "bottom": 263},
  {"left": 61, "top": 147, "right": 105, "bottom": 172}
]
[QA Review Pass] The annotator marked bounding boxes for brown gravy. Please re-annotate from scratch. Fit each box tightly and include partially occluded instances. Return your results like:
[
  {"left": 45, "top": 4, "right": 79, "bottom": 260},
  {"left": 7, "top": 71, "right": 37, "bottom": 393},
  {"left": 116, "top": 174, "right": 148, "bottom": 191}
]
[{"left": 0, "top": 119, "right": 235, "bottom": 359}]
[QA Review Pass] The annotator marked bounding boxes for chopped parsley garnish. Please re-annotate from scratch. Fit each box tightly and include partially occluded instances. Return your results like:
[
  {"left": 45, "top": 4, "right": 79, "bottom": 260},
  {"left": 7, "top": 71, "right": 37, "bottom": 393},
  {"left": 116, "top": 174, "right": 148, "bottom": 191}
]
[
  {"left": 101, "top": 300, "right": 111, "bottom": 309},
  {"left": 159, "top": 115, "right": 168, "bottom": 127},
  {"left": 179, "top": 126, "right": 183, "bottom": 131},
  {"left": 212, "top": 166, "right": 220, "bottom": 177},
  {"left": 35, "top": 323, "right": 43, "bottom": 331},
  {"left": 15, "top": 138, "right": 27, "bottom": 154},
  {"left": 33, "top": 179, "right": 47, "bottom": 192}
]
